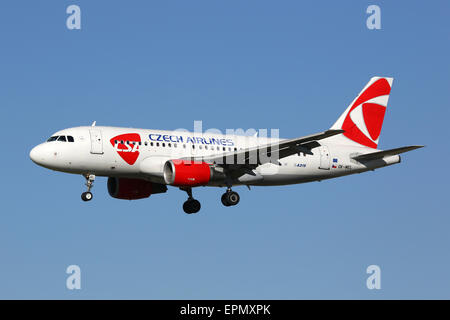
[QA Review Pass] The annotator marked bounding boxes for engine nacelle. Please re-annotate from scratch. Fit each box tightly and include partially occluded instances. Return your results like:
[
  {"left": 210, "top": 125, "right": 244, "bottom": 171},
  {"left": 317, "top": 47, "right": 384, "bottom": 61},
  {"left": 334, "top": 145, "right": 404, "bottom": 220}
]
[
  {"left": 163, "top": 160, "right": 212, "bottom": 186},
  {"left": 107, "top": 177, "right": 167, "bottom": 200}
]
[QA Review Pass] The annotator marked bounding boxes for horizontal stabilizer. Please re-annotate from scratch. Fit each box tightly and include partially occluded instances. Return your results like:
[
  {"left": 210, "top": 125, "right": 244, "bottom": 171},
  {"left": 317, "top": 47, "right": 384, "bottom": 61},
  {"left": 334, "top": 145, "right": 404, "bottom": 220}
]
[{"left": 352, "top": 145, "right": 424, "bottom": 162}]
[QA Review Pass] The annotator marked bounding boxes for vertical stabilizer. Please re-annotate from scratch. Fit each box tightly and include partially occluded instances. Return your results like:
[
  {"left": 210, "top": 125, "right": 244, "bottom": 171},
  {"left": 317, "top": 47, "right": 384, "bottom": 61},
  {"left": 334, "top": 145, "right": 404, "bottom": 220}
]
[{"left": 330, "top": 77, "right": 393, "bottom": 148}]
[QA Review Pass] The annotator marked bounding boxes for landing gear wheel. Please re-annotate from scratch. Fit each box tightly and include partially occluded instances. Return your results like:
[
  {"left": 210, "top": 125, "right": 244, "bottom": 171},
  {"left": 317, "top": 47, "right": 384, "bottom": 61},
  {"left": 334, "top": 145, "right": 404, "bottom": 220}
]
[
  {"left": 81, "top": 192, "right": 93, "bottom": 202},
  {"left": 183, "top": 199, "right": 201, "bottom": 214},
  {"left": 227, "top": 191, "right": 240, "bottom": 206},
  {"left": 180, "top": 187, "right": 201, "bottom": 214},
  {"left": 222, "top": 191, "right": 240, "bottom": 206},
  {"left": 81, "top": 174, "right": 95, "bottom": 202},
  {"left": 221, "top": 193, "right": 231, "bottom": 206}
]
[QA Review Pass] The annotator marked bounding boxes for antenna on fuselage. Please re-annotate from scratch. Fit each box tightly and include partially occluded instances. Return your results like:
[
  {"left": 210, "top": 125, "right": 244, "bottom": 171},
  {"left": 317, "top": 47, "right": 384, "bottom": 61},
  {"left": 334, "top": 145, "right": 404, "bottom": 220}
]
[{"left": 91, "top": 121, "right": 96, "bottom": 127}]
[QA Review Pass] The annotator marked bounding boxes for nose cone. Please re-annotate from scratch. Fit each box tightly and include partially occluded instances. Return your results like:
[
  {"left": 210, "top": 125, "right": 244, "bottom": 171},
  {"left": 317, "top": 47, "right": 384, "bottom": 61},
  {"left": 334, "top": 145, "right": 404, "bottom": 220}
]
[{"left": 29, "top": 144, "right": 46, "bottom": 166}]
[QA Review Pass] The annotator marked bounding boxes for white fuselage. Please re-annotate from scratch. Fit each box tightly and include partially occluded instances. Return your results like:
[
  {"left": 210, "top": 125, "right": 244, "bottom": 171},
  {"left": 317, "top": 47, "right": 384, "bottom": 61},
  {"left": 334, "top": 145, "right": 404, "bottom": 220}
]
[{"left": 29, "top": 126, "right": 400, "bottom": 187}]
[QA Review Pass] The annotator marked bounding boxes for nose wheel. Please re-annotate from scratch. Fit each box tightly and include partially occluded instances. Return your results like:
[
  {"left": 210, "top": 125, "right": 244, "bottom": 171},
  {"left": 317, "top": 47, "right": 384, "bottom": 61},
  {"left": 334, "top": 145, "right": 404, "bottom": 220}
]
[
  {"left": 81, "top": 174, "right": 95, "bottom": 202},
  {"left": 221, "top": 189, "right": 240, "bottom": 207},
  {"left": 81, "top": 192, "right": 93, "bottom": 201},
  {"left": 181, "top": 187, "right": 201, "bottom": 214}
]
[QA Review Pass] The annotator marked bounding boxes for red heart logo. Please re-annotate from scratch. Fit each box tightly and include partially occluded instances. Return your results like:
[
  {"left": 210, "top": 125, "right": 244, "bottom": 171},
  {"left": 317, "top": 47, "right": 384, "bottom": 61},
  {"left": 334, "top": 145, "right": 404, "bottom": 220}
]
[{"left": 110, "top": 133, "right": 141, "bottom": 165}]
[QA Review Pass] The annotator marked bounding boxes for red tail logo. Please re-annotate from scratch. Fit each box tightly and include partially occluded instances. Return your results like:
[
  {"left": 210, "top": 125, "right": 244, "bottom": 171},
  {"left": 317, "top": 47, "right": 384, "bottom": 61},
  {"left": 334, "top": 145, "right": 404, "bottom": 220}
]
[
  {"left": 110, "top": 133, "right": 141, "bottom": 165},
  {"left": 342, "top": 78, "right": 391, "bottom": 148}
]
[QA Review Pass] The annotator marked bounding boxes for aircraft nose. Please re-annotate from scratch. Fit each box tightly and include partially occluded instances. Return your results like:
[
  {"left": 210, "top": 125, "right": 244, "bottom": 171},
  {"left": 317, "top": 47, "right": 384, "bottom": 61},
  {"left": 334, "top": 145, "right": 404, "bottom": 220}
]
[{"left": 29, "top": 144, "right": 45, "bottom": 165}]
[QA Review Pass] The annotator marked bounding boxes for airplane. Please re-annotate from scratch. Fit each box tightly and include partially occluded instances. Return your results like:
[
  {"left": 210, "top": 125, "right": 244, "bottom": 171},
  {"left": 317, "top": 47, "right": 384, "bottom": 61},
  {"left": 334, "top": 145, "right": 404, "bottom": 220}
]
[{"left": 30, "top": 77, "right": 423, "bottom": 214}]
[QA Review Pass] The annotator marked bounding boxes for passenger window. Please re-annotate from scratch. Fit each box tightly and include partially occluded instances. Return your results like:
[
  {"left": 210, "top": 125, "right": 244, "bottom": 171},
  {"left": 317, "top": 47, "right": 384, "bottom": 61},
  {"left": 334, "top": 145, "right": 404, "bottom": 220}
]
[
  {"left": 156, "top": 142, "right": 159, "bottom": 147},
  {"left": 144, "top": 141, "right": 148, "bottom": 146},
  {"left": 150, "top": 142, "right": 154, "bottom": 146},
  {"left": 162, "top": 143, "right": 165, "bottom": 147},
  {"left": 68, "top": 136, "right": 74, "bottom": 142},
  {"left": 168, "top": 143, "right": 171, "bottom": 147},
  {"left": 57, "top": 136, "right": 67, "bottom": 142}
]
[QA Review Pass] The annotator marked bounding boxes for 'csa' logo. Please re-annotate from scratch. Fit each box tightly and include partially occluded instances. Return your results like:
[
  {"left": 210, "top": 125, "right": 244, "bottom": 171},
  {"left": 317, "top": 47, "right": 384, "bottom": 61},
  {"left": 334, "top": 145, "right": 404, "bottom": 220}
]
[{"left": 110, "top": 133, "right": 141, "bottom": 165}]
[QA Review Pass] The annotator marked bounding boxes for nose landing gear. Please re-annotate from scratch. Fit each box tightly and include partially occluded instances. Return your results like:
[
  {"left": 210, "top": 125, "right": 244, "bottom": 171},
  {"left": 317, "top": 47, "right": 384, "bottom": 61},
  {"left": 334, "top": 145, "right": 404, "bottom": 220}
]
[
  {"left": 81, "top": 192, "right": 93, "bottom": 201},
  {"left": 181, "top": 187, "right": 201, "bottom": 214},
  {"left": 221, "top": 188, "right": 240, "bottom": 207},
  {"left": 81, "top": 174, "right": 95, "bottom": 202}
]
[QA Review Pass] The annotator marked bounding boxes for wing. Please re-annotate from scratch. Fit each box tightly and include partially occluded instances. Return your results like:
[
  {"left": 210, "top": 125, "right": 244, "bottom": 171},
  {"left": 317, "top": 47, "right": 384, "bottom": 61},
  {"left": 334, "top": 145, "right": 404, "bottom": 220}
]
[{"left": 191, "top": 129, "right": 344, "bottom": 167}]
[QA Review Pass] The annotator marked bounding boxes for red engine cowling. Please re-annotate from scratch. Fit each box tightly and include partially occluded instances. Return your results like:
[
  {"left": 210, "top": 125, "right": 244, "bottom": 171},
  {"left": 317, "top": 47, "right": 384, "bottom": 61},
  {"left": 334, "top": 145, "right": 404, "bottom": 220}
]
[
  {"left": 107, "top": 177, "right": 167, "bottom": 200},
  {"left": 163, "top": 160, "right": 212, "bottom": 186}
]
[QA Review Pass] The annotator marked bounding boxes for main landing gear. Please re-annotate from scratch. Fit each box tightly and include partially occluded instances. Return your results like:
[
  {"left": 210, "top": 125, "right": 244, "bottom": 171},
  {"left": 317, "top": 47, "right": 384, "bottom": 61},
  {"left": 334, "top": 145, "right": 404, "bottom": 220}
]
[
  {"left": 181, "top": 187, "right": 201, "bottom": 214},
  {"left": 180, "top": 186, "right": 241, "bottom": 214},
  {"left": 221, "top": 188, "right": 240, "bottom": 207},
  {"left": 81, "top": 174, "right": 95, "bottom": 202}
]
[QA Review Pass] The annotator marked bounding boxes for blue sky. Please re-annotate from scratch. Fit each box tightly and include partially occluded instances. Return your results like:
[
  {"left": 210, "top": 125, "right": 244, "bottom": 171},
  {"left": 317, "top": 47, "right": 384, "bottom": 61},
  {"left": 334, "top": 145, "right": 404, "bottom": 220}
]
[{"left": 0, "top": 1, "right": 449, "bottom": 299}]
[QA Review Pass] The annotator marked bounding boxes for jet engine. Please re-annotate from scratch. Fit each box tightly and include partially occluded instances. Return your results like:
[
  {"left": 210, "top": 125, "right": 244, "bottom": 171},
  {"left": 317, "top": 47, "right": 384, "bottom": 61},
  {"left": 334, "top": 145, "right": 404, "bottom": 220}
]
[
  {"left": 163, "top": 160, "right": 213, "bottom": 187},
  {"left": 107, "top": 177, "right": 167, "bottom": 200}
]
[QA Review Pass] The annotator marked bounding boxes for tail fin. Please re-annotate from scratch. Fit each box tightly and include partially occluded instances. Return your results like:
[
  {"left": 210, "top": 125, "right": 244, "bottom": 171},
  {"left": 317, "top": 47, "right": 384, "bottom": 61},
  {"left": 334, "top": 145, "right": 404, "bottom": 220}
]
[{"left": 330, "top": 77, "right": 393, "bottom": 149}]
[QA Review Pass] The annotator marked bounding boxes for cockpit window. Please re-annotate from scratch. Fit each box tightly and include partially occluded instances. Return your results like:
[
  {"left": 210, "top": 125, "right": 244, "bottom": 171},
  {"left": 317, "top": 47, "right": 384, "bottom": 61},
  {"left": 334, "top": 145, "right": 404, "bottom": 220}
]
[{"left": 47, "top": 135, "right": 74, "bottom": 142}]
